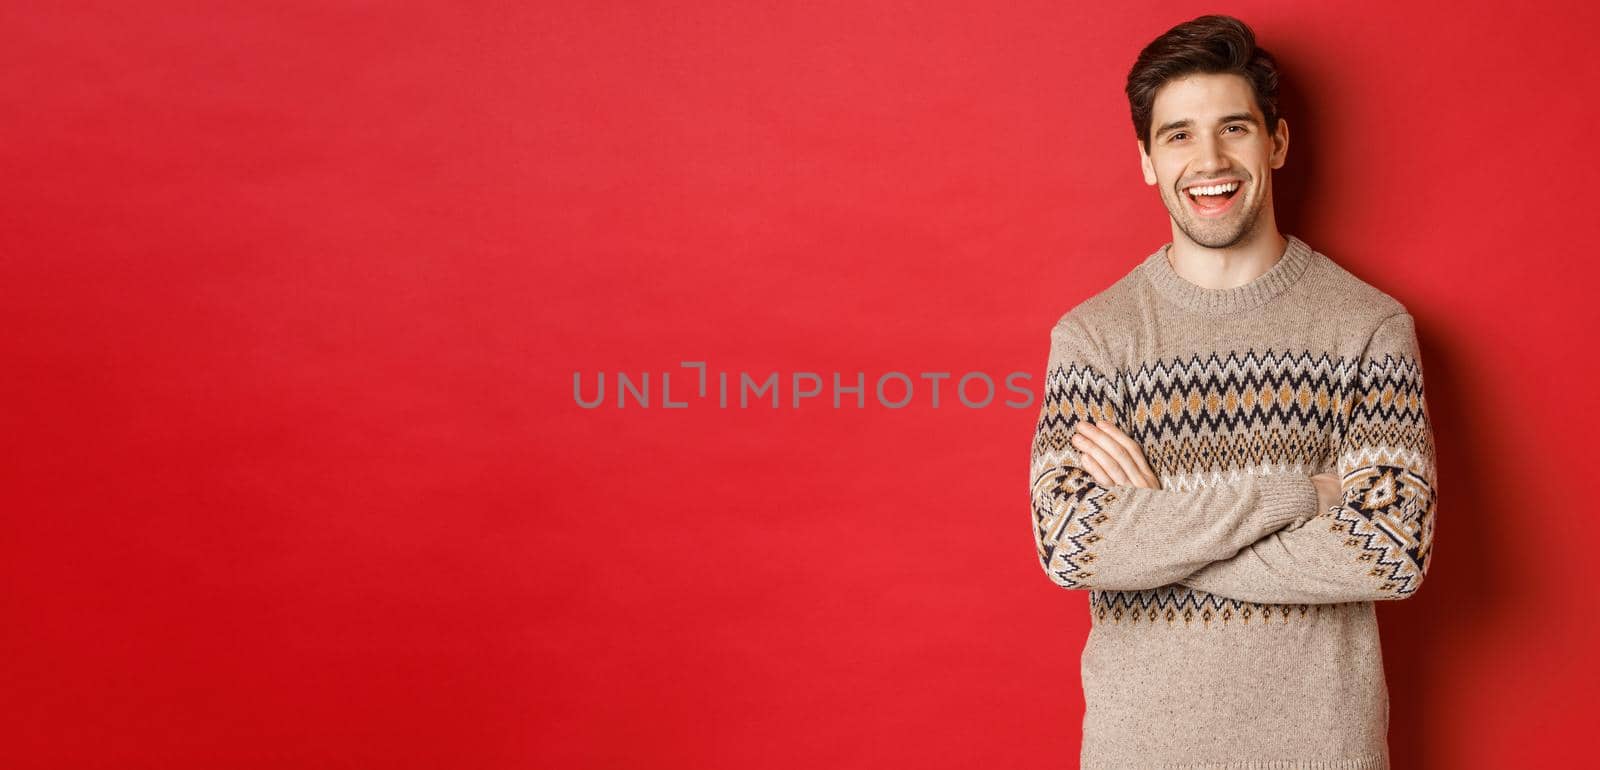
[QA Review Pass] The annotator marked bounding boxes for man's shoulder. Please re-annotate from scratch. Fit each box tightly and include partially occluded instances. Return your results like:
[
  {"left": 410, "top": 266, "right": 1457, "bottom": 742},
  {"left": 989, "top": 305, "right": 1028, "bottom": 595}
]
[
  {"left": 1302, "top": 241, "right": 1411, "bottom": 323},
  {"left": 1049, "top": 259, "right": 1148, "bottom": 333},
  {"left": 1044, "top": 237, "right": 1417, "bottom": 340}
]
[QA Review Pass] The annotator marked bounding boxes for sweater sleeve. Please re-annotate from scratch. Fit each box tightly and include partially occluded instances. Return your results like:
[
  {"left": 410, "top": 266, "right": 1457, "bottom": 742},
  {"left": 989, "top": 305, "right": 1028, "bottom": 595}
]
[
  {"left": 1030, "top": 315, "right": 1321, "bottom": 592},
  {"left": 1176, "top": 312, "right": 1439, "bottom": 603}
]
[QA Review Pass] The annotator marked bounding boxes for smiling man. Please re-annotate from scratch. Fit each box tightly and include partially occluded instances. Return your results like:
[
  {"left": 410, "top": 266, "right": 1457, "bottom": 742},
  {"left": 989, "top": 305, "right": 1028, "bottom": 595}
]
[{"left": 1028, "top": 15, "right": 1438, "bottom": 770}]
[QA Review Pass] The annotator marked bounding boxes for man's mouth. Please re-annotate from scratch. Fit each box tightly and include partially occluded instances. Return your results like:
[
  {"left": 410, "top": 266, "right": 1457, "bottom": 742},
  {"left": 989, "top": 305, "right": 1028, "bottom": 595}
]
[{"left": 1183, "top": 179, "right": 1243, "bottom": 217}]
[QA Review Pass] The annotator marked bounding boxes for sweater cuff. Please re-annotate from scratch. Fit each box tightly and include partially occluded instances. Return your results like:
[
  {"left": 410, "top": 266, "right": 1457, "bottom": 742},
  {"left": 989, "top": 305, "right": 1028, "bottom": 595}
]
[{"left": 1253, "top": 473, "right": 1320, "bottom": 532}]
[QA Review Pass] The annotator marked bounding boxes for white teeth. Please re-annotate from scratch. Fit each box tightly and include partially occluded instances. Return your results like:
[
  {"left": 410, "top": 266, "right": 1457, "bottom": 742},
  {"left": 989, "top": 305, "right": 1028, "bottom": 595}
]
[{"left": 1186, "top": 181, "right": 1240, "bottom": 197}]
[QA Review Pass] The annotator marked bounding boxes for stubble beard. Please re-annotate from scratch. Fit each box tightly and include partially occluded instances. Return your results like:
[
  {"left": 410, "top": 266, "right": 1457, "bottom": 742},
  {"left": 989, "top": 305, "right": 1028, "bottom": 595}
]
[{"left": 1167, "top": 181, "right": 1262, "bottom": 250}]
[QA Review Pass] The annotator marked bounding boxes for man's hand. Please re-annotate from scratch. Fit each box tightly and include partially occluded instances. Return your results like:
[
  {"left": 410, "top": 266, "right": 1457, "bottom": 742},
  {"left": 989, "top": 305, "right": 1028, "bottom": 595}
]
[
  {"left": 1309, "top": 473, "right": 1341, "bottom": 518},
  {"left": 1069, "top": 420, "right": 1162, "bottom": 489}
]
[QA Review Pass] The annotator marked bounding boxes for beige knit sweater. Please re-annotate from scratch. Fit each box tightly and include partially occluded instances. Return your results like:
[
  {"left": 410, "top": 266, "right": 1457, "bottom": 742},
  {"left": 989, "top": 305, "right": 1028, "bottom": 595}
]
[{"left": 1028, "top": 234, "right": 1437, "bottom": 769}]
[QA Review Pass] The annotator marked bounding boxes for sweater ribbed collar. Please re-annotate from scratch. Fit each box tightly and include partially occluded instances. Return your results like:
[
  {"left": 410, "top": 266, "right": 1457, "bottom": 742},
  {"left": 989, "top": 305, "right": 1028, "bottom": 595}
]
[{"left": 1142, "top": 234, "right": 1317, "bottom": 316}]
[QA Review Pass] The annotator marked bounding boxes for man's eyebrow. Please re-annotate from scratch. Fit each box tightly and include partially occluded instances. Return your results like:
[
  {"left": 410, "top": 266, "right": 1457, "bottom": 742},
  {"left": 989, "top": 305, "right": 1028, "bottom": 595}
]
[{"left": 1154, "top": 112, "right": 1259, "bottom": 138}]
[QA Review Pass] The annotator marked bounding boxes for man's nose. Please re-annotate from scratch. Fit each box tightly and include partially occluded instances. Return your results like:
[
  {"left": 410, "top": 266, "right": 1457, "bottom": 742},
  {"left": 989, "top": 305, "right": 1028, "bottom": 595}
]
[{"left": 1194, "top": 135, "right": 1230, "bottom": 171}]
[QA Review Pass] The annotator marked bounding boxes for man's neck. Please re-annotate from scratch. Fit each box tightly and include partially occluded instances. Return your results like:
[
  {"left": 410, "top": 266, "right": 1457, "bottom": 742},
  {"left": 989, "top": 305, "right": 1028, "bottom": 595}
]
[{"left": 1166, "top": 229, "right": 1290, "bottom": 291}]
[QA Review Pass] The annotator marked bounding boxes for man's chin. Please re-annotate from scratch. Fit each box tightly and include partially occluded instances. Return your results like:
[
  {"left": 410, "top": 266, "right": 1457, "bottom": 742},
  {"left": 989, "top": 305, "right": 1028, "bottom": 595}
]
[
  {"left": 1180, "top": 223, "right": 1250, "bottom": 250},
  {"left": 1181, "top": 209, "right": 1259, "bottom": 247}
]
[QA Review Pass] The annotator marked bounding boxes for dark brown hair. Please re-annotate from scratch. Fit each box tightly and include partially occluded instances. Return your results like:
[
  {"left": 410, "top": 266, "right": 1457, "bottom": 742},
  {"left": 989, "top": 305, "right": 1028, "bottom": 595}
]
[{"left": 1126, "top": 15, "right": 1282, "bottom": 154}]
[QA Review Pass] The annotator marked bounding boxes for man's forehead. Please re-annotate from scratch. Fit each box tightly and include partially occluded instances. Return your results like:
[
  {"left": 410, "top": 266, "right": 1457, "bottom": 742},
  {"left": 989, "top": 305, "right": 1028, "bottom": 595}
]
[{"left": 1151, "top": 75, "right": 1259, "bottom": 122}]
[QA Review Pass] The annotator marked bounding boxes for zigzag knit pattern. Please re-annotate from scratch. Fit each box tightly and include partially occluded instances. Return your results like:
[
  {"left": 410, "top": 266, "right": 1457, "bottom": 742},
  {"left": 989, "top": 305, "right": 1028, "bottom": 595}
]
[{"left": 1030, "top": 345, "right": 1436, "bottom": 623}]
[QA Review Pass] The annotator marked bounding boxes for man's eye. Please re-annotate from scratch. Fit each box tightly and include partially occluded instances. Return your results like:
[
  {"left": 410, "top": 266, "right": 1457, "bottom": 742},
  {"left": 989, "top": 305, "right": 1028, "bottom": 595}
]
[
  {"left": 1226, "top": 125, "right": 1246, "bottom": 134},
  {"left": 1170, "top": 132, "right": 1187, "bottom": 141}
]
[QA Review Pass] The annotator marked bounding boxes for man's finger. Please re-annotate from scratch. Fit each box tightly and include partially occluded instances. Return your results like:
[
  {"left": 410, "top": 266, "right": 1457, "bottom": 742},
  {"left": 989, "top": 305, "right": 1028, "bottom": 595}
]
[
  {"left": 1091, "top": 421, "right": 1159, "bottom": 481},
  {"left": 1072, "top": 429, "right": 1130, "bottom": 485},
  {"left": 1079, "top": 422, "right": 1143, "bottom": 485},
  {"left": 1077, "top": 450, "right": 1113, "bottom": 487}
]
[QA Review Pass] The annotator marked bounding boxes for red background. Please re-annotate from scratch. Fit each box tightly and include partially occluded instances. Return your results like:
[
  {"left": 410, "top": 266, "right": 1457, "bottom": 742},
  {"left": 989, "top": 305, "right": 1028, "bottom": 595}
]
[{"left": 5, "top": 2, "right": 1598, "bottom": 768}]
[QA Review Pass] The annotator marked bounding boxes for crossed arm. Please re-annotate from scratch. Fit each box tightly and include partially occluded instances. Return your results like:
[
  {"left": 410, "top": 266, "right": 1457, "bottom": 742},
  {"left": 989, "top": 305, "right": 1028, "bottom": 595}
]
[
  {"left": 1029, "top": 316, "right": 1321, "bottom": 592},
  {"left": 1030, "top": 313, "right": 1438, "bottom": 603}
]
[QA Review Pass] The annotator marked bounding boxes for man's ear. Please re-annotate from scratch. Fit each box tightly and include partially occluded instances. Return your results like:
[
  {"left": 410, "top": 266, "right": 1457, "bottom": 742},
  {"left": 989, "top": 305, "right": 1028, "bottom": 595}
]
[
  {"left": 1270, "top": 118, "right": 1289, "bottom": 170},
  {"left": 1138, "top": 140, "right": 1156, "bottom": 185}
]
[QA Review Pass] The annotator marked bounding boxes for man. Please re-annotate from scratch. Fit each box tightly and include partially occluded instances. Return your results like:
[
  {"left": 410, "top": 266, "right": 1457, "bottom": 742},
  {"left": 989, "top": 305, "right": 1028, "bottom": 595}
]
[{"left": 1028, "top": 14, "right": 1438, "bottom": 769}]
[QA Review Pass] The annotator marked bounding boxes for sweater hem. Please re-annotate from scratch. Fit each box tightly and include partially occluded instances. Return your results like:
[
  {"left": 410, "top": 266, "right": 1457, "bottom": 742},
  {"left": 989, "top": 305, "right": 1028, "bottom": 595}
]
[{"left": 1083, "top": 752, "right": 1386, "bottom": 770}]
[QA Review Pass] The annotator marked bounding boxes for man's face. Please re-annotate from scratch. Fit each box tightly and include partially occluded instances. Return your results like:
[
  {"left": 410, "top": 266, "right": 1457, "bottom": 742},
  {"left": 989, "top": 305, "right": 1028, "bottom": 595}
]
[{"left": 1138, "top": 72, "right": 1288, "bottom": 249}]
